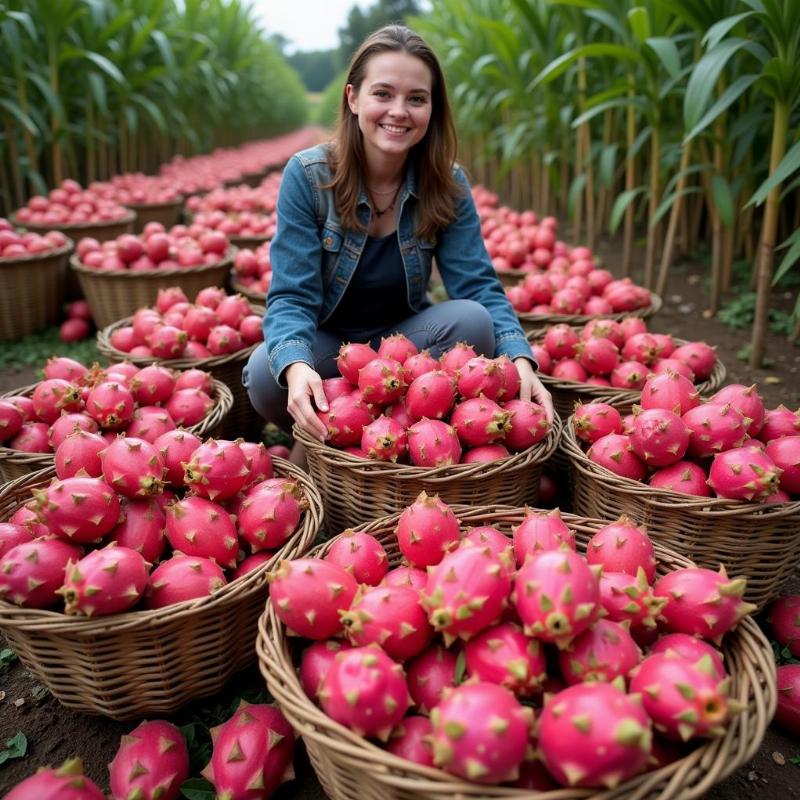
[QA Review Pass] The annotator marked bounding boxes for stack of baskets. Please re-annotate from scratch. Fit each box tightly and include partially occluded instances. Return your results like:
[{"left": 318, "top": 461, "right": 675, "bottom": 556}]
[
  {"left": 256, "top": 504, "right": 776, "bottom": 800},
  {"left": 0, "top": 457, "right": 322, "bottom": 718}
]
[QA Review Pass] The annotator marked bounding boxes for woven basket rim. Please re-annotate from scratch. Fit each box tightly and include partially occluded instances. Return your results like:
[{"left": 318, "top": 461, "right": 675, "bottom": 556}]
[
  {"left": 293, "top": 413, "right": 561, "bottom": 482},
  {"left": 0, "top": 455, "right": 323, "bottom": 631},
  {"left": 69, "top": 248, "right": 235, "bottom": 278},
  {"left": 256, "top": 504, "right": 776, "bottom": 800},
  {"left": 516, "top": 292, "right": 663, "bottom": 326},
  {"left": 0, "top": 378, "right": 233, "bottom": 468},
  {"left": 123, "top": 197, "right": 185, "bottom": 210},
  {"left": 562, "top": 413, "right": 800, "bottom": 516},
  {"left": 0, "top": 240, "right": 74, "bottom": 266},
  {"left": 96, "top": 304, "right": 264, "bottom": 369},
  {"left": 230, "top": 276, "right": 265, "bottom": 303},
  {"left": 229, "top": 234, "right": 271, "bottom": 245},
  {"left": 10, "top": 211, "right": 137, "bottom": 230}
]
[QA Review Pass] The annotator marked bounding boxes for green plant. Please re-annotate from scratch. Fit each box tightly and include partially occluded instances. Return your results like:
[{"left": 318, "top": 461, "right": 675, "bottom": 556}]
[
  {"left": 0, "top": 733, "right": 27, "bottom": 765},
  {"left": 0, "top": 327, "right": 102, "bottom": 373}
]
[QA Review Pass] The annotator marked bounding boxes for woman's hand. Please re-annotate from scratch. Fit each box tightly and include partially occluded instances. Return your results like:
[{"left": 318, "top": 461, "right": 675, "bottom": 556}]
[
  {"left": 514, "top": 357, "right": 554, "bottom": 423},
  {"left": 285, "top": 362, "right": 329, "bottom": 441}
]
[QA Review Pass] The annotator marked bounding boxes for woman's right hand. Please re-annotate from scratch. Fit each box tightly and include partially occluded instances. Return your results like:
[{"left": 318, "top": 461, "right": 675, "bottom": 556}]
[{"left": 285, "top": 362, "right": 329, "bottom": 441}]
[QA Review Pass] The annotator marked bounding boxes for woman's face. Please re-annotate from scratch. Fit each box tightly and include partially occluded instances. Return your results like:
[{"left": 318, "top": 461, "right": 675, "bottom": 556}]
[{"left": 346, "top": 51, "right": 433, "bottom": 167}]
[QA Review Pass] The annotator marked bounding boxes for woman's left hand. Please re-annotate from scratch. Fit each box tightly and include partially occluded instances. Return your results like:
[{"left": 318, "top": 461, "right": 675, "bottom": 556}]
[{"left": 514, "top": 357, "right": 554, "bottom": 423}]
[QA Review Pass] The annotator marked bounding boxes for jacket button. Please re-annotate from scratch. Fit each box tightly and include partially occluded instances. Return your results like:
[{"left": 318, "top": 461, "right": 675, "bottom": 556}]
[{"left": 324, "top": 236, "right": 333, "bottom": 247}]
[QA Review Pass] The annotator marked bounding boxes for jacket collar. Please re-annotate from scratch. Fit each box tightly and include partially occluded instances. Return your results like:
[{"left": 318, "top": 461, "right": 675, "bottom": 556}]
[{"left": 357, "top": 157, "right": 419, "bottom": 207}]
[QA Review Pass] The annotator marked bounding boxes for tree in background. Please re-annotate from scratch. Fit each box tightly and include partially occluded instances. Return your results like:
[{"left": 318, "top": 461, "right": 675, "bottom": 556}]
[
  {"left": 287, "top": 50, "right": 341, "bottom": 92},
  {"left": 338, "top": 0, "right": 422, "bottom": 66}
]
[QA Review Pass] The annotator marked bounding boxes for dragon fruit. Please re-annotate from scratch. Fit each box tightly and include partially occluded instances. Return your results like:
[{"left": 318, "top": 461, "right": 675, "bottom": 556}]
[
  {"left": 322, "top": 376, "right": 354, "bottom": 404},
  {"left": 671, "top": 341, "right": 717, "bottom": 381},
  {"left": 341, "top": 584, "right": 433, "bottom": 660},
  {"left": 440, "top": 341, "right": 478, "bottom": 375},
  {"left": 382, "top": 565, "right": 428, "bottom": 592},
  {"left": 85, "top": 381, "right": 135, "bottom": 429},
  {"left": 0, "top": 522, "right": 33, "bottom": 558},
  {"left": 406, "top": 644, "right": 459, "bottom": 713},
  {"left": 765, "top": 435, "right": 800, "bottom": 495},
  {"left": 495, "top": 356, "right": 521, "bottom": 401},
  {"left": 406, "top": 418, "right": 461, "bottom": 466},
  {"left": 460, "top": 525, "right": 513, "bottom": 568},
  {"left": 101, "top": 436, "right": 165, "bottom": 498},
  {"left": 707, "top": 445, "right": 782, "bottom": 501},
  {"left": 231, "top": 552, "right": 274, "bottom": 579},
  {"left": 622, "top": 332, "right": 660, "bottom": 364},
  {"left": 164, "top": 388, "right": 213, "bottom": 426},
  {"left": 429, "top": 682, "right": 532, "bottom": 783},
  {"left": 202, "top": 701, "right": 295, "bottom": 799},
  {"left": 682, "top": 402, "right": 747, "bottom": 458},
  {"left": 0, "top": 399, "right": 23, "bottom": 442},
  {"left": 110, "top": 498, "right": 167, "bottom": 563},
  {"left": 610, "top": 361, "right": 647, "bottom": 390},
  {"left": 386, "top": 716, "right": 434, "bottom": 767},
  {"left": 267, "top": 558, "right": 358, "bottom": 639},
  {"left": 649, "top": 634, "right": 727, "bottom": 680},
  {"left": 587, "top": 433, "right": 647, "bottom": 481},
  {"left": 577, "top": 337, "right": 620, "bottom": 375},
  {"left": 640, "top": 371, "right": 700, "bottom": 416},
  {"left": 300, "top": 640, "right": 352, "bottom": 700},
  {"left": 361, "top": 415, "right": 408, "bottom": 461},
  {"left": 422, "top": 545, "right": 511, "bottom": 643},
  {"left": 44, "top": 356, "right": 89, "bottom": 384},
  {"left": 450, "top": 396, "right": 512, "bottom": 447},
  {"left": 464, "top": 621, "right": 547, "bottom": 695},
  {"left": 237, "top": 480, "right": 305, "bottom": 551},
  {"left": 319, "top": 645, "right": 411, "bottom": 740},
  {"left": 649, "top": 460, "right": 711, "bottom": 496},
  {"left": 513, "top": 549, "right": 600, "bottom": 648},
  {"left": 395, "top": 491, "right": 461, "bottom": 568},
  {"left": 654, "top": 566, "right": 757, "bottom": 643},
  {"left": 60, "top": 545, "right": 148, "bottom": 616},
  {"left": 558, "top": 619, "right": 642, "bottom": 684},
  {"left": 358, "top": 357, "right": 406, "bottom": 405},
  {"left": 324, "top": 529, "right": 388, "bottom": 585},
  {"left": 461, "top": 444, "right": 510, "bottom": 462},
  {"left": 760, "top": 405, "right": 800, "bottom": 442},
  {"left": 572, "top": 402, "right": 623, "bottom": 444},
  {"left": 126, "top": 407, "right": 176, "bottom": 444},
  {"left": 403, "top": 350, "right": 439, "bottom": 381},
  {"left": 48, "top": 413, "right": 98, "bottom": 449},
  {"left": 456, "top": 357, "right": 504, "bottom": 400},
  {"left": 599, "top": 569, "right": 667, "bottom": 631},
  {"left": 512, "top": 508, "right": 576, "bottom": 565},
  {"left": 4, "top": 758, "right": 105, "bottom": 800},
  {"left": 108, "top": 720, "right": 189, "bottom": 800},
  {"left": 630, "top": 408, "right": 690, "bottom": 467},
  {"left": 33, "top": 476, "right": 121, "bottom": 543},
  {"left": 238, "top": 441, "right": 273, "bottom": 487},
  {"left": 337, "top": 342, "right": 378, "bottom": 383},
  {"left": 145, "top": 554, "right": 227, "bottom": 609},
  {"left": 154, "top": 429, "right": 202, "bottom": 486},
  {"left": 319, "top": 393, "right": 374, "bottom": 447},
  {"left": 538, "top": 682, "right": 652, "bottom": 788},
  {"left": 586, "top": 516, "right": 656, "bottom": 582},
  {"left": 711, "top": 383, "right": 765, "bottom": 437},
  {"left": 774, "top": 665, "right": 800, "bottom": 735},
  {"left": 630, "top": 652, "right": 738, "bottom": 740},
  {"left": 502, "top": 399, "right": 549, "bottom": 450},
  {"left": 378, "top": 332, "right": 418, "bottom": 363},
  {"left": 183, "top": 439, "right": 250, "bottom": 501},
  {"left": 165, "top": 495, "right": 238, "bottom": 567},
  {"left": 0, "top": 538, "right": 82, "bottom": 608},
  {"left": 543, "top": 324, "right": 579, "bottom": 360},
  {"left": 52, "top": 429, "right": 106, "bottom": 479},
  {"left": 32, "top": 378, "right": 83, "bottom": 424},
  {"left": 769, "top": 594, "right": 800, "bottom": 657},
  {"left": 405, "top": 370, "right": 455, "bottom": 421},
  {"left": 130, "top": 365, "right": 176, "bottom": 406}
]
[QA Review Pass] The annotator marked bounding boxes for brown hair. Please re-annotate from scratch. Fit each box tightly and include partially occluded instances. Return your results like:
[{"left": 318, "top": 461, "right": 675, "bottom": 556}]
[{"left": 326, "top": 24, "right": 461, "bottom": 241}]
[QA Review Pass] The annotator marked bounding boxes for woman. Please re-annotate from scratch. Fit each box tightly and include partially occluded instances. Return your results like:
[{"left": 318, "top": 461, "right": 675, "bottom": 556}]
[{"left": 244, "top": 24, "right": 553, "bottom": 449}]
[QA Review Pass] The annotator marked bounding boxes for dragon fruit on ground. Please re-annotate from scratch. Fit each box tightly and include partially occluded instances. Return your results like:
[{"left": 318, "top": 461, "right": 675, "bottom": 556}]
[{"left": 4, "top": 758, "right": 106, "bottom": 800}]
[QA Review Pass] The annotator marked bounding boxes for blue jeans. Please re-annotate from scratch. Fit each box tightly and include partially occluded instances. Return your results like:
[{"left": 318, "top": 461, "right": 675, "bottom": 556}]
[{"left": 243, "top": 299, "right": 496, "bottom": 433}]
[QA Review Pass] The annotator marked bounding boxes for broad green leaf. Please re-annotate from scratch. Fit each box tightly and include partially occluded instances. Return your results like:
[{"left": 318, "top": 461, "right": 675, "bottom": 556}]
[
  {"left": 748, "top": 139, "right": 800, "bottom": 207},
  {"left": 652, "top": 186, "right": 702, "bottom": 227},
  {"left": 702, "top": 12, "right": 755, "bottom": 51},
  {"left": 600, "top": 144, "right": 618, "bottom": 187},
  {"left": 572, "top": 96, "right": 648, "bottom": 128},
  {"left": 610, "top": 187, "right": 647, "bottom": 234},
  {"left": 180, "top": 778, "right": 215, "bottom": 800},
  {"left": 684, "top": 74, "right": 759, "bottom": 142},
  {"left": 710, "top": 174, "right": 735, "bottom": 227},
  {"left": 568, "top": 173, "right": 588, "bottom": 217},
  {"left": 84, "top": 52, "right": 125, "bottom": 84},
  {"left": 471, "top": 53, "right": 498, "bottom": 79},
  {"left": 0, "top": 99, "right": 38, "bottom": 137},
  {"left": 88, "top": 72, "right": 108, "bottom": 116},
  {"left": 131, "top": 93, "right": 167, "bottom": 134},
  {"left": 645, "top": 37, "right": 681, "bottom": 80},
  {"left": 585, "top": 9, "right": 626, "bottom": 39},
  {"left": 0, "top": 732, "right": 27, "bottom": 765},
  {"left": 530, "top": 44, "right": 641, "bottom": 92},
  {"left": 627, "top": 7, "right": 651, "bottom": 42},
  {"left": 773, "top": 230, "right": 800, "bottom": 286},
  {"left": 6, "top": 11, "right": 37, "bottom": 41}
]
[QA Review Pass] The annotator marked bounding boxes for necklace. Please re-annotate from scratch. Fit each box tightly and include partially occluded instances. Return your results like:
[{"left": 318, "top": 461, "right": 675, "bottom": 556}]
[{"left": 369, "top": 183, "right": 401, "bottom": 218}]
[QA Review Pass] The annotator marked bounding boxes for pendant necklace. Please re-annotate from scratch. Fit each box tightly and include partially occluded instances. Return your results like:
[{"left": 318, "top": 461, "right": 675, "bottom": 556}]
[{"left": 369, "top": 183, "right": 401, "bottom": 218}]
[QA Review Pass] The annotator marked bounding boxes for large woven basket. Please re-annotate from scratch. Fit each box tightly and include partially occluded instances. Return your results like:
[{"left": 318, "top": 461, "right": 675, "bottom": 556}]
[
  {"left": 0, "top": 378, "right": 232, "bottom": 483},
  {"left": 561, "top": 419, "right": 800, "bottom": 610},
  {"left": 97, "top": 312, "right": 263, "bottom": 441},
  {"left": 0, "top": 242, "right": 73, "bottom": 341},
  {"left": 256, "top": 505, "right": 776, "bottom": 800},
  {"left": 295, "top": 416, "right": 561, "bottom": 534},
  {"left": 125, "top": 198, "right": 184, "bottom": 232},
  {"left": 0, "top": 457, "right": 322, "bottom": 719},
  {"left": 229, "top": 233, "right": 271, "bottom": 250},
  {"left": 71, "top": 248, "right": 235, "bottom": 329}
]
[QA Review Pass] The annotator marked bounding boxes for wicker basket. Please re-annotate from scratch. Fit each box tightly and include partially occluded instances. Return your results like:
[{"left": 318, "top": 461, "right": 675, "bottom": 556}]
[
  {"left": 231, "top": 275, "right": 266, "bottom": 304},
  {"left": 528, "top": 332, "right": 726, "bottom": 420},
  {"left": 0, "top": 378, "right": 232, "bottom": 483},
  {"left": 71, "top": 249, "right": 235, "bottom": 328},
  {"left": 0, "top": 242, "right": 73, "bottom": 341},
  {"left": 256, "top": 505, "right": 776, "bottom": 800},
  {"left": 0, "top": 457, "right": 322, "bottom": 719},
  {"left": 125, "top": 198, "right": 185, "bottom": 232},
  {"left": 97, "top": 311, "right": 263, "bottom": 440},
  {"left": 561, "top": 419, "right": 800, "bottom": 610},
  {"left": 295, "top": 416, "right": 561, "bottom": 534},
  {"left": 228, "top": 233, "right": 271, "bottom": 250}
]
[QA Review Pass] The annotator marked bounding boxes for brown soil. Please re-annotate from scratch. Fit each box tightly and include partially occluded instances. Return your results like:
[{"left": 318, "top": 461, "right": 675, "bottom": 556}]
[{"left": 0, "top": 245, "right": 799, "bottom": 796}]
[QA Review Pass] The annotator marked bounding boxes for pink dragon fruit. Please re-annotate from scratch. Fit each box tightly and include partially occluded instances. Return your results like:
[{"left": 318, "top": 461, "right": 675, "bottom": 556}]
[
  {"left": 649, "top": 633, "right": 727, "bottom": 680},
  {"left": 357, "top": 357, "right": 406, "bottom": 405},
  {"left": 337, "top": 342, "right": 378, "bottom": 383},
  {"left": 543, "top": 324, "right": 579, "bottom": 360},
  {"left": 32, "top": 378, "right": 83, "bottom": 424},
  {"left": 622, "top": 332, "right": 660, "bottom": 364},
  {"left": 403, "top": 350, "right": 439, "bottom": 381},
  {"left": 765, "top": 435, "right": 800, "bottom": 495},
  {"left": 165, "top": 495, "right": 238, "bottom": 567},
  {"left": 60, "top": 545, "right": 148, "bottom": 616},
  {"left": 378, "top": 332, "right": 418, "bottom": 363},
  {"left": 130, "top": 365, "right": 176, "bottom": 406},
  {"left": 456, "top": 356, "right": 504, "bottom": 400},
  {"left": 0, "top": 538, "right": 82, "bottom": 608},
  {"left": 429, "top": 682, "right": 532, "bottom": 783},
  {"left": 110, "top": 498, "right": 167, "bottom": 563},
  {"left": 324, "top": 529, "right": 388, "bottom": 585},
  {"left": 610, "top": 361, "right": 648, "bottom": 390},
  {"left": 769, "top": 594, "right": 800, "bottom": 657},
  {"left": 406, "top": 418, "right": 461, "bottom": 466},
  {"left": 682, "top": 402, "right": 747, "bottom": 458},
  {"left": 361, "top": 415, "right": 408, "bottom": 461},
  {"left": 54, "top": 430, "right": 107, "bottom": 479},
  {"left": 551, "top": 359, "right": 588, "bottom": 382},
  {"left": 711, "top": 384, "right": 765, "bottom": 437},
  {"left": 183, "top": 438, "right": 250, "bottom": 501},
  {"left": 33, "top": 476, "right": 121, "bottom": 543},
  {"left": 300, "top": 640, "right": 352, "bottom": 700},
  {"left": 423, "top": 545, "right": 511, "bottom": 643},
  {"left": 586, "top": 516, "right": 656, "bottom": 582},
  {"left": 145, "top": 554, "right": 227, "bottom": 609},
  {"left": 108, "top": 719, "right": 189, "bottom": 800},
  {"left": 495, "top": 355, "right": 521, "bottom": 401},
  {"left": 5, "top": 758, "right": 105, "bottom": 800},
  {"left": 0, "top": 399, "right": 23, "bottom": 442},
  {"left": 513, "top": 549, "right": 600, "bottom": 648},
  {"left": 405, "top": 370, "right": 455, "bottom": 421},
  {"left": 406, "top": 644, "right": 459, "bottom": 712},
  {"left": 760, "top": 405, "right": 800, "bottom": 442},
  {"left": 238, "top": 441, "right": 273, "bottom": 487},
  {"left": 126, "top": 406, "right": 176, "bottom": 444},
  {"left": 267, "top": 558, "right": 358, "bottom": 639},
  {"left": 201, "top": 701, "right": 295, "bottom": 799},
  {"left": 0, "top": 522, "right": 33, "bottom": 558},
  {"left": 231, "top": 552, "right": 274, "bottom": 579},
  {"left": 439, "top": 342, "right": 478, "bottom": 375},
  {"left": 587, "top": 433, "right": 647, "bottom": 481},
  {"left": 650, "top": 357, "right": 695, "bottom": 382},
  {"left": 707, "top": 445, "right": 782, "bottom": 501},
  {"left": 649, "top": 460, "right": 711, "bottom": 496},
  {"left": 386, "top": 716, "right": 434, "bottom": 767},
  {"left": 599, "top": 569, "right": 667, "bottom": 631},
  {"left": 654, "top": 566, "right": 757, "bottom": 642},
  {"left": 576, "top": 337, "right": 620, "bottom": 375},
  {"left": 206, "top": 324, "right": 243, "bottom": 356},
  {"left": 572, "top": 402, "right": 623, "bottom": 444},
  {"left": 640, "top": 371, "right": 700, "bottom": 416},
  {"left": 319, "top": 393, "right": 374, "bottom": 447},
  {"left": 322, "top": 376, "right": 354, "bottom": 404},
  {"left": 460, "top": 526, "right": 513, "bottom": 567},
  {"left": 44, "top": 356, "right": 89, "bottom": 384},
  {"left": 341, "top": 584, "right": 433, "bottom": 660},
  {"left": 101, "top": 436, "right": 165, "bottom": 498},
  {"left": 48, "top": 413, "right": 98, "bottom": 449},
  {"left": 502, "top": 399, "right": 549, "bottom": 450},
  {"left": 450, "top": 396, "right": 512, "bottom": 447},
  {"left": 164, "top": 388, "right": 213, "bottom": 426},
  {"left": 237, "top": 480, "right": 305, "bottom": 551},
  {"left": 461, "top": 444, "right": 510, "bottom": 462},
  {"left": 671, "top": 341, "right": 717, "bottom": 381},
  {"left": 154, "top": 429, "right": 202, "bottom": 486},
  {"left": 319, "top": 645, "right": 411, "bottom": 740},
  {"left": 395, "top": 491, "right": 461, "bottom": 568},
  {"left": 382, "top": 565, "right": 428, "bottom": 592},
  {"left": 558, "top": 619, "right": 642, "bottom": 684},
  {"left": 512, "top": 508, "right": 576, "bottom": 565},
  {"left": 774, "top": 665, "right": 800, "bottom": 735},
  {"left": 464, "top": 621, "right": 547, "bottom": 695},
  {"left": 538, "top": 682, "right": 652, "bottom": 788},
  {"left": 630, "top": 408, "right": 690, "bottom": 466},
  {"left": 85, "top": 381, "right": 135, "bottom": 429},
  {"left": 630, "top": 651, "right": 738, "bottom": 740}
]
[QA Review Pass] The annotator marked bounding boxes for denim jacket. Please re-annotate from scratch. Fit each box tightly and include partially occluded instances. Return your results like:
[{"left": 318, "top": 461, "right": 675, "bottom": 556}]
[{"left": 264, "top": 144, "right": 532, "bottom": 385}]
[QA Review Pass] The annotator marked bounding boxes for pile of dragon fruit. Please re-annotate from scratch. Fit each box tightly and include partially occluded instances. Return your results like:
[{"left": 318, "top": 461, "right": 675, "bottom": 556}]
[
  {"left": 0, "top": 217, "right": 71, "bottom": 259},
  {"left": 12, "top": 179, "right": 132, "bottom": 226},
  {"left": 530, "top": 318, "right": 718, "bottom": 388},
  {"left": 268, "top": 494, "right": 755, "bottom": 789},
  {"left": 317, "top": 336, "right": 551, "bottom": 465},
  {"left": 232, "top": 241, "right": 272, "bottom": 296},
  {"left": 0, "top": 357, "right": 221, "bottom": 455},
  {"left": 74, "top": 220, "right": 229, "bottom": 271},
  {"left": 107, "top": 285, "right": 263, "bottom": 359},
  {"left": 88, "top": 173, "right": 183, "bottom": 206},
  {"left": 571, "top": 378, "right": 800, "bottom": 502},
  {"left": 0, "top": 434, "right": 308, "bottom": 614}
]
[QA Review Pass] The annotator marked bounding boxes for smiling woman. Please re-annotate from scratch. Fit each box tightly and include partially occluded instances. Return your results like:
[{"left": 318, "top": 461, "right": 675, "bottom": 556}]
[{"left": 243, "top": 25, "right": 553, "bottom": 456}]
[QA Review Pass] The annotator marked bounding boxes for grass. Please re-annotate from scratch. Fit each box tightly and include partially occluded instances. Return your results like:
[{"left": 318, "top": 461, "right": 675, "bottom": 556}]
[{"left": 0, "top": 327, "right": 103, "bottom": 375}]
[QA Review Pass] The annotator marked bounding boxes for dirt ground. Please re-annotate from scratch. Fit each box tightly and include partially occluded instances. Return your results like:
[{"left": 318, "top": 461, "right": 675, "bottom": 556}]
[{"left": 0, "top": 245, "right": 799, "bottom": 796}]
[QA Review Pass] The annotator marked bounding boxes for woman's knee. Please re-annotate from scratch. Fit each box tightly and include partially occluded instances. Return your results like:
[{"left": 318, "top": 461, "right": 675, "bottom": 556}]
[
  {"left": 242, "top": 344, "right": 290, "bottom": 427},
  {"left": 443, "top": 299, "right": 495, "bottom": 355}
]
